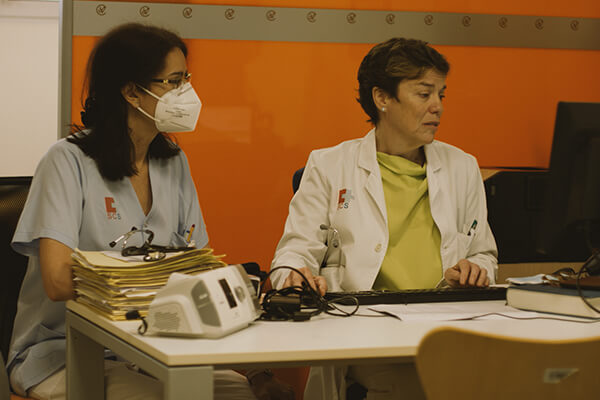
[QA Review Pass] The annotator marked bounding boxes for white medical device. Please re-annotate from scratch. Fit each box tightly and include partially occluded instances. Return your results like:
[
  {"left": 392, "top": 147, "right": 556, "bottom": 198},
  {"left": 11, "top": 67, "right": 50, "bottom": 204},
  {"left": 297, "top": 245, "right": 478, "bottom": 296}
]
[{"left": 146, "top": 265, "right": 261, "bottom": 338}]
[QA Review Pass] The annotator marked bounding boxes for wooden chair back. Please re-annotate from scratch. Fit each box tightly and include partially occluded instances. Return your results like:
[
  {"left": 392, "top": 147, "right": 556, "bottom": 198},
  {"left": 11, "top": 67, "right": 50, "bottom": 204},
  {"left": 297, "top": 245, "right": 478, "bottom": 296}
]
[{"left": 416, "top": 327, "right": 600, "bottom": 400}]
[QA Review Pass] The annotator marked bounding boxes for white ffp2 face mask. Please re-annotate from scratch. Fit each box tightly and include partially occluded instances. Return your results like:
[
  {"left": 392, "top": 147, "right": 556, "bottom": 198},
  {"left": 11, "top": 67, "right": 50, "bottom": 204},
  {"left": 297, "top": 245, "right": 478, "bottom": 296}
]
[{"left": 136, "top": 82, "right": 202, "bottom": 132}]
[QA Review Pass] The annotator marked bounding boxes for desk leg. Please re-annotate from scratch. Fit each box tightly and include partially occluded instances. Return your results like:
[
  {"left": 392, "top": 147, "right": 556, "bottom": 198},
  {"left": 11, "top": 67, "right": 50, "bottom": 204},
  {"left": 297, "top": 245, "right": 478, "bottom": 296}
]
[
  {"left": 164, "top": 365, "right": 213, "bottom": 400},
  {"left": 66, "top": 321, "right": 104, "bottom": 400}
]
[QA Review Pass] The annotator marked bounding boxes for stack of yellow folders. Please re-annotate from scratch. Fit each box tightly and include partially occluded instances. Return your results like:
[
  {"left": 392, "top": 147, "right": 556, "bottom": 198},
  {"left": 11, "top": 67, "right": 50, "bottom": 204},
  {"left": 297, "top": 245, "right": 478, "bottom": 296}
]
[{"left": 71, "top": 248, "right": 227, "bottom": 320}]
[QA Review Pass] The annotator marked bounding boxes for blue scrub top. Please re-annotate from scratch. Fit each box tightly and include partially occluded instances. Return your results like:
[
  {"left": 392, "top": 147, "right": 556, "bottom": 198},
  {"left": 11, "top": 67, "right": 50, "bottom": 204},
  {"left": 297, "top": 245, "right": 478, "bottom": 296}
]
[{"left": 8, "top": 136, "right": 208, "bottom": 394}]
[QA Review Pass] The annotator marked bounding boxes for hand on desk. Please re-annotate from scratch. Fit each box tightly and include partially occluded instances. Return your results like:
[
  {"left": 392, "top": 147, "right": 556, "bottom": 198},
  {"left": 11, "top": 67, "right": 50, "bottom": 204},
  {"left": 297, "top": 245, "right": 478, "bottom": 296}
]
[
  {"left": 444, "top": 259, "right": 489, "bottom": 288},
  {"left": 282, "top": 261, "right": 488, "bottom": 294},
  {"left": 283, "top": 267, "right": 327, "bottom": 296}
]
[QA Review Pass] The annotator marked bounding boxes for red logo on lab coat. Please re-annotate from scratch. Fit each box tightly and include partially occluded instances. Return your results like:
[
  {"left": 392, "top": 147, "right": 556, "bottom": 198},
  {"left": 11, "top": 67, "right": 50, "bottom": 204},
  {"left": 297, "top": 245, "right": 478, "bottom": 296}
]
[{"left": 337, "top": 189, "right": 354, "bottom": 209}]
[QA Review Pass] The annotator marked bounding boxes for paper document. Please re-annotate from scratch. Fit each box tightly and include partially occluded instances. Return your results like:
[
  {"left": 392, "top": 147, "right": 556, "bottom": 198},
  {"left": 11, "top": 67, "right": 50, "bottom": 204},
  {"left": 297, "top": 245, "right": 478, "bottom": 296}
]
[
  {"left": 369, "top": 301, "right": 541, "bottom": 321},
  {"left": 506, "top": 274, "right": 560, "bottom": 285},
  {"left": 101, "top": 250, "right": 184, "bottom": 263},
  {"left": 71, "top": 248, "right": 227, "bottom": 320}
]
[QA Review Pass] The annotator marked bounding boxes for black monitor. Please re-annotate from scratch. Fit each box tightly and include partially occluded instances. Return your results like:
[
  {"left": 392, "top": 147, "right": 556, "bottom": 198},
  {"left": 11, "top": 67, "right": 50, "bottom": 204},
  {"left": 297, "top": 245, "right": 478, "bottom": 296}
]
[{"left": 536, "top": 102, "right": 600, "bottom": 261}]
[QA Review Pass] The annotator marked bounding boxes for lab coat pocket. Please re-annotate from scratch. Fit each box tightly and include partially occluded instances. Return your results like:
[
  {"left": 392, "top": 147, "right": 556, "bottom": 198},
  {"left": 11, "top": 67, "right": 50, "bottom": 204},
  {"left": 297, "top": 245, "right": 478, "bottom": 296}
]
[
  {"left": 456, "top": 232, "right": 475, "bottom": 260},
  {"left": 171, "top": 232, "right": 189, "bottom": 246},
  {"left": 320, "top": 267, "right": 344, "bottom": 292}
]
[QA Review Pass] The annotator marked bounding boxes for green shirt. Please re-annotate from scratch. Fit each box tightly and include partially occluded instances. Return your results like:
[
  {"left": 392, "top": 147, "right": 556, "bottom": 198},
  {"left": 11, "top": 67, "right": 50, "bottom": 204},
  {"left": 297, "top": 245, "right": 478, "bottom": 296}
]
[{"left": 373, "top": 152, "right": 442, "bottom": 290}]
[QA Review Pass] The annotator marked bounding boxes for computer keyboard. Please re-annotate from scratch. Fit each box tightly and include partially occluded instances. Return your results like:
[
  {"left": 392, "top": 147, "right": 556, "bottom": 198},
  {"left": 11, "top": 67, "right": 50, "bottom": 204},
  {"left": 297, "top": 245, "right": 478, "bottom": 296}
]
[{"left": 323, "top": 286, "right": 507, "bottom": 305}]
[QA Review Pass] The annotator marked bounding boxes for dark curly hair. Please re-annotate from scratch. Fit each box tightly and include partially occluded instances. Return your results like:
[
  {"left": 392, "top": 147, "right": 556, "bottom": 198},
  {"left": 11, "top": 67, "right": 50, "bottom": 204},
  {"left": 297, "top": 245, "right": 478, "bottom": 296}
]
[
  {"left": 357, "top": 38, "right": 450, "bottom": 125},
  {"left": 69, "top": 23, "right": 187, "bottom": 181}
]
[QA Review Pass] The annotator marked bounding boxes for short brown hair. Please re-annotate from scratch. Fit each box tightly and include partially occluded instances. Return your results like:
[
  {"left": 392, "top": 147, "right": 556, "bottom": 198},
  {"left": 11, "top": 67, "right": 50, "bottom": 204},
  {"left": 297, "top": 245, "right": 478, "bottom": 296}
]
[{"left": 357, "top": 38, "right": 450, "bottom": 125}]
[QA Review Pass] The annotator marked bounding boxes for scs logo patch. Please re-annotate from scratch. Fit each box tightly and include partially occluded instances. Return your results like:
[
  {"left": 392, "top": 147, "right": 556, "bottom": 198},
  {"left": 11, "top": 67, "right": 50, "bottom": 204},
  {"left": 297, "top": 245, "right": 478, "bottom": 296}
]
[
  {"left": 337, "top": 188, "right": 354, "bottom": 210},
  {"left": 105, "top": 197, "right": 122, "bottom": 220}
]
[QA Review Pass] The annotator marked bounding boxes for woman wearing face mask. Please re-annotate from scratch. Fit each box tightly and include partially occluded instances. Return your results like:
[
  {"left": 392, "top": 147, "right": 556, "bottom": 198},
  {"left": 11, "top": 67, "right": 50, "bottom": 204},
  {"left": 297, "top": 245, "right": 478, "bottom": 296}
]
[{"left": 7, "top": 23, "right": 292, "bottom": 400}]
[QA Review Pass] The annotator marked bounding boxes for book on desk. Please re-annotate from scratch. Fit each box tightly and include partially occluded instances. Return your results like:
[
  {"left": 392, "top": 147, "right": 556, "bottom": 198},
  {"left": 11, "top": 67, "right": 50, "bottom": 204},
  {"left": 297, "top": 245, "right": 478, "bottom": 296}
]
[{"left": 506, "top": 284, "right": 600, "bottom": 319}]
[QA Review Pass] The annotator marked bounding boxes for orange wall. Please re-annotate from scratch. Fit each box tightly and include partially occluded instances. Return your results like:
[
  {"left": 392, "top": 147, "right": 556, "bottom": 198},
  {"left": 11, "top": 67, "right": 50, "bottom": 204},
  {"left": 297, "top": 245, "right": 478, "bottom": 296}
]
[{"left": 71, "top": 1, "right": 600, "bottom": 272}]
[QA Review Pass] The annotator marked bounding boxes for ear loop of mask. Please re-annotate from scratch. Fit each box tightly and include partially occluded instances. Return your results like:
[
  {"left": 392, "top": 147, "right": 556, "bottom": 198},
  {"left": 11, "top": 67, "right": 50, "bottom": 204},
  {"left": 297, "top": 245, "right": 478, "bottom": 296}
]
[
  {"left": 138, "top": 84, "right": 161, "bottom": 99},
  {"left": 135, "top": 85, "right": 161, "bottom": 122},
  {"left": 134, "top": 84, "right": 188, "bottom": 130},
  {"left": 136, "top": 105, "right": 160, "bottom": 123}
]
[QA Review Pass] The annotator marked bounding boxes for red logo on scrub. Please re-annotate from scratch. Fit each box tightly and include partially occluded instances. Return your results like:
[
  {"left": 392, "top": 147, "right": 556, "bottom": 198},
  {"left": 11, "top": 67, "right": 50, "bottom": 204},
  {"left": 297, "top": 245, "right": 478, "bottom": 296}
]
[{"left": 105, "top": 197, "right": 121, "bottom": 220}]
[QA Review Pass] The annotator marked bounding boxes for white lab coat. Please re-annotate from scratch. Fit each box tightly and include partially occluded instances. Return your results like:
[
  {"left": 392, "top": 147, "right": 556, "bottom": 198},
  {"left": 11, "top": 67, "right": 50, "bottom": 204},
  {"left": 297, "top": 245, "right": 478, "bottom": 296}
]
[{"left": 270, "top": 129, "right": 498, "bottom": 399}]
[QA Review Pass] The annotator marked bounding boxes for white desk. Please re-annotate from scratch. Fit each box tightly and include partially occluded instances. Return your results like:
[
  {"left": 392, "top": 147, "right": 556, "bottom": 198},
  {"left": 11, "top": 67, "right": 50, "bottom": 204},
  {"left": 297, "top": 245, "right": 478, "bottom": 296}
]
[{"left": 65, "top": 300, "right": 600, "bottom": 400}]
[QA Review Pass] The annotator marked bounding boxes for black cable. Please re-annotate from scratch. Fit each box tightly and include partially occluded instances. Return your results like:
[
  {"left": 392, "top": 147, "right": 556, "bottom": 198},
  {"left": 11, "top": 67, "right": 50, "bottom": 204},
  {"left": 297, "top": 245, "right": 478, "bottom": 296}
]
[
  {"left": 575, "top": 251, "right": 600, "bottom": 314},
  {"left": 467, "top": 312, "right": 600, "bottom": 323},
  {"left": 543, "top": 252, "right": 600, "bottom": 316},
  {"left": 125, "top": 309, "right": 148, "bottom": 334},
  {"left": 259, "top": 266, "right": 360, "bottom": 321},
  {"left": 584, "top": 220, "right": 599, "bottom": 256},
  {"left": 352, "top": 313, "right": 390, "bottom": 318}
]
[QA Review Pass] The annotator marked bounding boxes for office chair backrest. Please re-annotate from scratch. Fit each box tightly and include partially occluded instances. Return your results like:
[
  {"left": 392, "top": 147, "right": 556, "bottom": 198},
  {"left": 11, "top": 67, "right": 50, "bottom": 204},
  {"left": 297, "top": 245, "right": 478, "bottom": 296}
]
[
  {"left": 1, "top": 353, "right": 9, "bottom": 400},
  {"left": 416, "top": 327, "right": 600, "bottom": 400},
  {"left": 0, "top": 177, "right": 32, "bottom": 364},
  {"left": 292, "top": 167, "right": 304, "bottom": 194}
]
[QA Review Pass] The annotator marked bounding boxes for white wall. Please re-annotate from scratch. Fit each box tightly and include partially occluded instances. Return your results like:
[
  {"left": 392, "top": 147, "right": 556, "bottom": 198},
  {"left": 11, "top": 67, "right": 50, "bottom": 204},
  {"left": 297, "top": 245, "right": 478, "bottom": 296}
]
[{"left": 0, "top": 1, "right": 59, "bottom": 177}]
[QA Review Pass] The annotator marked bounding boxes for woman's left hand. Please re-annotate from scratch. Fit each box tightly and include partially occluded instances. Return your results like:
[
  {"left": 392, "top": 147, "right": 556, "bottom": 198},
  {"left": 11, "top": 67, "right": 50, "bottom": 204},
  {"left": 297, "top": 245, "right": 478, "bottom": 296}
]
[{"left": 444, "top": 259, "right": 489, "bottom": 287}]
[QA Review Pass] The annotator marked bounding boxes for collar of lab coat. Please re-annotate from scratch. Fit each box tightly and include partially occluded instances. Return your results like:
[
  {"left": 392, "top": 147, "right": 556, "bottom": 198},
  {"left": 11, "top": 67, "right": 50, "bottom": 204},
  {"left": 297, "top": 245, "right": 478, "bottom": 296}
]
[{"left": 357, "top": 129, "right": 378, "bottom": 173}]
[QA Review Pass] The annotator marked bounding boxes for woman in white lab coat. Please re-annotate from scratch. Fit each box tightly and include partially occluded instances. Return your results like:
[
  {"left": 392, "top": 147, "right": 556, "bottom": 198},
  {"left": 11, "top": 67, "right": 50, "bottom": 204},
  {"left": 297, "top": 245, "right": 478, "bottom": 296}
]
[{"left": 270, "top": 38, "right": 498, "bottom": 399}]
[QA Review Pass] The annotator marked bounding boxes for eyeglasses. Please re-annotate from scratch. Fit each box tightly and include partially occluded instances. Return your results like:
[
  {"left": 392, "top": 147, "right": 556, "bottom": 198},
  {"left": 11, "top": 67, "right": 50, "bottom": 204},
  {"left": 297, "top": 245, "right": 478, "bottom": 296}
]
[
  {"left": 542, "top": 267, "right": 578, "bottom": 287},
  {"left": 150, "top": 72, "right": 192, "bottom": 88},
  {"left": 109, "top": 227, "right": 195, "bottom": 262}
]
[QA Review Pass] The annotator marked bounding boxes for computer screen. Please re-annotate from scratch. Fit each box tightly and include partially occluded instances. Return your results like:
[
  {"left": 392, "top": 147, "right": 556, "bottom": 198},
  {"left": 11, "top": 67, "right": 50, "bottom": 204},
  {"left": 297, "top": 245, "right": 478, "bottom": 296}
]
[{"left": 536, "top": 102, "right": 600, "bottom": 261}]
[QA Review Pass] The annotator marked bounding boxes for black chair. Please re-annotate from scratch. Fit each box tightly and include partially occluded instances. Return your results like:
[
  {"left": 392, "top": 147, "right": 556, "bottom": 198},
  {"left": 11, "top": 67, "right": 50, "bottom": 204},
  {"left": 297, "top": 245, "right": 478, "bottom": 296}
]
[
  {"left": 292, "top": 167, "right": 304, "bottom": 194},
  {"left": 0, "top": 177, "right": 31, "bottom": 365},
  {"left": 1, "top": 353, "right": 9, "bottom": 400}
]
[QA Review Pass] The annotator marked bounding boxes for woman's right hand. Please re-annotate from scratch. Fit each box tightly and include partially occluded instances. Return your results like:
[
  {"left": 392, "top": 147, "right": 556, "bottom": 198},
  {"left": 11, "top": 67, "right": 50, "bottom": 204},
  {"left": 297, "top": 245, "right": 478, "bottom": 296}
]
[{"left": 282, "top": 267, "right": 328, "bottom": 296}]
